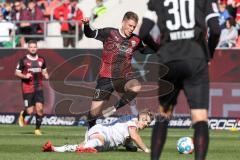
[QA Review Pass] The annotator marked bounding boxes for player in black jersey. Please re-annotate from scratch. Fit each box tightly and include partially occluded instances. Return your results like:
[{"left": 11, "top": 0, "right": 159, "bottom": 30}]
[{"left": 139, "top": 0, "right": 221, "bottom": 160}]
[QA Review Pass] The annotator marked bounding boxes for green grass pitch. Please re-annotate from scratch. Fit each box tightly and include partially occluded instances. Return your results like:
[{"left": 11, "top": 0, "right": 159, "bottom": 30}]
[{"left": 0, "top": 125, "right": 239, "bottom": 160}]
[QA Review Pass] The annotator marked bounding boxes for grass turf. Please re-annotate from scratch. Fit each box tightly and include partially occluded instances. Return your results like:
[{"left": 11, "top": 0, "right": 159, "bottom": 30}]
[{"left": 0, "top": 125, "right": 239, "bottom": 160}]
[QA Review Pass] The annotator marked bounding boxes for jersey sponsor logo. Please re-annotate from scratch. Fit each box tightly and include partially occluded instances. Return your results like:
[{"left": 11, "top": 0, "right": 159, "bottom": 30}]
[
  {"left": 170, "top": 29, "right": 194, "bottom": 40},
  {"left": 131, "top": 40, "right": 136, "bottom": 47},
  {"left": 119, "top": 43, "right": 129, "bottom": 53},
  {"left": 27, "top": 68, "right": 42, "bottom": 73}
]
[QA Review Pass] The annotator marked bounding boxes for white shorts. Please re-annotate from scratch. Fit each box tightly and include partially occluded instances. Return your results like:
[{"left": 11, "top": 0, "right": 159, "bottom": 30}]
[{"left": 87, "top": 124, "right": 117, "bottom": 151}]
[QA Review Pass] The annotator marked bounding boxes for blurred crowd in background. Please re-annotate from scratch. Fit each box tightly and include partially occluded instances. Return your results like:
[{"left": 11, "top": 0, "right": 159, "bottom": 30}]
[
  {"left": 1, "top": 0, "right": 240, "bottom": 49},
  {"left": 0, "top": 0, "right": 107, "bottom": 48}
]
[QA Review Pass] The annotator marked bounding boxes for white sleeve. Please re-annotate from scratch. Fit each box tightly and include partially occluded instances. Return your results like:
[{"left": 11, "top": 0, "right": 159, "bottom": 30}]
[{"left": 126, "top": 120, "right": 137, "bottom": 129}]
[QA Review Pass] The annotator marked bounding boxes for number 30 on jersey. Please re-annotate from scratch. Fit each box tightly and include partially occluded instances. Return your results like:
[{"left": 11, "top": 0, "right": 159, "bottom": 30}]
[{"left": 164, "top": 0, "right": 195, "bottom": 31}]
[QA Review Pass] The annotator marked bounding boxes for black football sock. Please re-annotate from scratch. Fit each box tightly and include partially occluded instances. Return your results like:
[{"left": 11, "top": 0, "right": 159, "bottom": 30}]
[
  {"left": 114, "top": 91, "right": 137, "bottom": 109},
  {"left": 87, "top": 112, "right": 97, "bottom": 129},
  {"left": 193, "top": 121, "right": 209, "bottom": 160},
  {"left": 151, "top": 116, "right": 169, "bottom": 160},
  {"left": 35, "top": 114, "right": 43, "bottom": 130},
  {"left": 22, "top": 109, "right": 29, "bottom": 118}
]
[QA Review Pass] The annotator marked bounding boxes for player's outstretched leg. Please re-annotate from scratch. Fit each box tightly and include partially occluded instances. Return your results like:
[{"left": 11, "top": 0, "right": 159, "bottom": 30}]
[
  {"left": 151, "top": 115, "right": 169, "bottom": 160},
  {"left": 102, "top": 79, "right": 140, "bottom": 118},
  {"left": 102, "top": 91, "right": 137, "bottom": 118},
  {"left": 88, "top": 101, "right": 105, "bottom": 128},
  {"left": 76, "top": 138, "right": 100, "bottom": 153},
  {"left": 42, "top": 140, "right": 54, "bottom": 152},
  {"left": 87, "top": 112, "right": 97, "bottom": 129},
  {"left": 193, "top": 121, "right": 209, "bottom": 160},
  {"left": 42, "top": 140, "right": 80, "bottom": 153}
]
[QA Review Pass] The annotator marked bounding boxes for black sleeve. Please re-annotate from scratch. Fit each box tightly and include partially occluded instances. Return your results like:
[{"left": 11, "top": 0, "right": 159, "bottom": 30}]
[
  {"left": 16, "top": 58, "right": 24, "bottom": 72},
  {"left": 139, "top": 46, "right": 157, "bottom": 55},
  {"left": 84, "top": 24, "right": 98, "bottom": 38},
  {"left": 95, "top": 28, "right": 111, "bottom": 42},
  {"left": 205, "top": 0, "right": 221, "bottom": 58},
  {"left": 147, "top": 0, "right": 155, "bottom": 11},
  {"left": 138, "top": 41, "right": 157, "bottom": 55},
  {"left": 84, "top": 24, "right": 111, "bottom": 42},
  {"left": 139, "top": 18, "right": 159, "bottom": 51},
  {"left": 41, "top": 57, "right": 47, "bottom": 70}
]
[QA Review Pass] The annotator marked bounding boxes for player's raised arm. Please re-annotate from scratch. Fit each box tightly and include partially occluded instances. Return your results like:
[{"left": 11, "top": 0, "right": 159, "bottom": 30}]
[
  {"left": 82, "top": 17, "right": 98, "bottom": 38},
  {"left": 82, "top": 17, "right": 110, "bottom": 42},
  {"left": 139, "top": 0, "right": 159, "bottom": 52}
]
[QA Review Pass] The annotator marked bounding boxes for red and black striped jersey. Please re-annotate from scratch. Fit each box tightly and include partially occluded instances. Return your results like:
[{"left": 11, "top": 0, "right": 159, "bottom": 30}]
[
  {"left": 139, "top": 0, "right": 221, "bottom": 63},
  {"left": 16, "top": 54, "right": 47, "bottom": 93},
  {"left": 84, "top": 26, "right": 151, "bottom": 78}
]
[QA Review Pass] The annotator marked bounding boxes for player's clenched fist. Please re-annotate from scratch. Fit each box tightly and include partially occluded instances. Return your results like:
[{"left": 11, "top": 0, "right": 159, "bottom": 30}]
[
  {"left": 81, "top": 17, "right": 90, "bottom": 24},
  {"left": 24, "top": 73, "right": 32, "bottom": 79}
]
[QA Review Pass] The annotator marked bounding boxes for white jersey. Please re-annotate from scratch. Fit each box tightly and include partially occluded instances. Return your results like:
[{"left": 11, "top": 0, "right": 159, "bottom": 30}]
[{"left": 87, "top": 117, "right": 138, "bottom": 150}]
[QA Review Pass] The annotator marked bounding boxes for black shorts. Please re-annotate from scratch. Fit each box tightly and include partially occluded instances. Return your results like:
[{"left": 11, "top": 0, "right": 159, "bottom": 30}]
[
  {"left": 159, "top": 59, "right": 209, "bottom": 110},
  {"left": 23, "top": 90, "right": 44, "bottom": 108},
  {"left": 92, "top": 77, "right": 129, "bottom": 101}
]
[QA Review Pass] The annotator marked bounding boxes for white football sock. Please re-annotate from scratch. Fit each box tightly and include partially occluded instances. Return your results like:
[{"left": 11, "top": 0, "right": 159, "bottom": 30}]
[
  {"left": 53, "top": 144, "right": 78, "bottom": 152},
  {"left": 84, "top": 138, "right": 103, "bottom": 148}
]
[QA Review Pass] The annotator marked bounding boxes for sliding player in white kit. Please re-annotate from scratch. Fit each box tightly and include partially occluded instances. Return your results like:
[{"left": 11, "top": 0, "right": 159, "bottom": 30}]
[{"left": 42, "top": 111, "right": 153, "bottom": 153}]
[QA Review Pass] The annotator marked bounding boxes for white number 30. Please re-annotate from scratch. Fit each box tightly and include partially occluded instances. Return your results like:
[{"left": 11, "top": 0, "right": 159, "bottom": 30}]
[{"left": 164, "top": 0, "right": 195, "bottom": 30}]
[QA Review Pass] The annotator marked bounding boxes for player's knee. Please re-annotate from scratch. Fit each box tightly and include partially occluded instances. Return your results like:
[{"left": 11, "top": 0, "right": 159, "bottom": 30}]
[
  {"left": 89, "top": 108, "right": 100, "bottom": 117},
  {"left": 191, "top": 109, "right": 208, "bottom": 123},
  {"left": 36, "top": 108, "right": 43, "bottom": 116},
  {"left": 27, "top": 110, "right": 33, "bottom": 115},
  {"left": 159, "top": 105, "right": 173, "bottom": 117},
  {"left": 36, "top": 107, "right": 43, "bottom": 115},
  {"left": 129, "top": 84, "right": 141, "bottom": 93},
  {"left": 26, "top": 107, "right": 34, "bottom": 115}
]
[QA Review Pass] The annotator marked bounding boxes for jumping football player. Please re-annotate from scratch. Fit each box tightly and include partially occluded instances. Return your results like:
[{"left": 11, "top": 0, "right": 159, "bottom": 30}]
[{"left": 82, "top": 11, "right": 159, "bottom": 129}]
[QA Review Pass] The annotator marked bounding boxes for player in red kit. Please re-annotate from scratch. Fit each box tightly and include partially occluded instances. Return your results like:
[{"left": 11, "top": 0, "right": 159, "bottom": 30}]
[
  {"left": 15, "top": 40, "right": 49, "bottom": 136},
  {"left": 82, "top": 11, "right": 159, "bottom": 129}
]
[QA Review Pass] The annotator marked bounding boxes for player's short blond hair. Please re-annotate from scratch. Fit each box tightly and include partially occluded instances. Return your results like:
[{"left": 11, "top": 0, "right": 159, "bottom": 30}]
[{"left": 122, "top": 11, "right": 139, "bottom": 23}]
